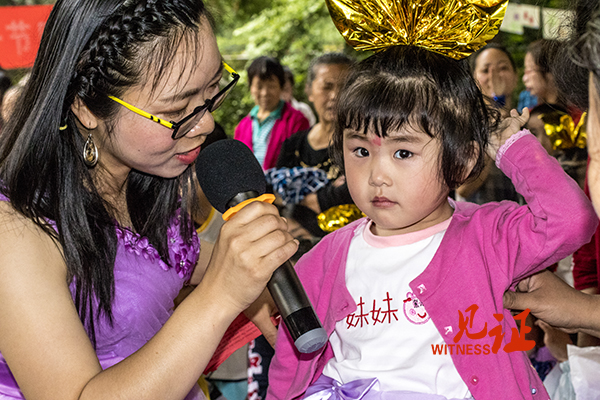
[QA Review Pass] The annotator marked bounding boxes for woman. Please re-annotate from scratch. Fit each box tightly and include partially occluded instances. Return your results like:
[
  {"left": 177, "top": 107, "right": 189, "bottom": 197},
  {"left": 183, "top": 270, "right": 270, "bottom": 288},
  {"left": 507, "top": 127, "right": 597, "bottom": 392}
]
[
  {"left": 275, "top": 53, "right": 354, "bottom": 215},
  {"left": 471, "top": 43, "right": 519, "bottom": 114},
  {"left": 458, "top": 44, "right": 521, "bottom": 204},
  {"left": 0, "top": 1, "right": 296, "bottom": 399}
]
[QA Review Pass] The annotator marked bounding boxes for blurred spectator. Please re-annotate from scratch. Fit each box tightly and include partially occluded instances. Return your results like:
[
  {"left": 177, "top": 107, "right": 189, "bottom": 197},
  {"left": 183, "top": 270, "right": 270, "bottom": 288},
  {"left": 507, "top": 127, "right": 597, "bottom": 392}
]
[
  {"left": 517, "top": 89, "right": 538, "bottom": 113},
  {"left": 281, "top": 66, "right": 316, "bottom": 126},
  {"left": 523, "top": 39, "right": 563, "bottom": 107},
  {"left": 234, "top": 56, "right": 309, "bottom": 170},
  {"left": 1, "top": 73, "right": 29, "bottom": 128},
  {"left": 458, "top": 44, "right": 521, "bottom": 204},
  {"left": 470, "top": 43, "right": 518, "bottom": 114},
  {"left": 0, "top": 68, "right": 12, "bottom": 131},
  {"left": 274, "top": 53, "right": 354, "bottom": 215}
]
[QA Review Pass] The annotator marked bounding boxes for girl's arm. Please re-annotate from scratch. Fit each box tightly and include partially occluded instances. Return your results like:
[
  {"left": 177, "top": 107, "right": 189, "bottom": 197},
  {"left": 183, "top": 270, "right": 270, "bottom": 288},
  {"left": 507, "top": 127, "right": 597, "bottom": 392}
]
[
  {"left": 0, "top": 200, "right": 297, "bottom": 400},
  {"left": 486, "top": 109, "right": 597, "bottom": 282}
]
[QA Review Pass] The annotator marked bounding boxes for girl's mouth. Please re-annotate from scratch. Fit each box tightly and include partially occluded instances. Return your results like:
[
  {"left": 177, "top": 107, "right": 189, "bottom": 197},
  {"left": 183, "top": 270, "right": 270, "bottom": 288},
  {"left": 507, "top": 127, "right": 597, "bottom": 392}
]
[{"left": 372, "top": 196, "right": 396, "bottom": 207}]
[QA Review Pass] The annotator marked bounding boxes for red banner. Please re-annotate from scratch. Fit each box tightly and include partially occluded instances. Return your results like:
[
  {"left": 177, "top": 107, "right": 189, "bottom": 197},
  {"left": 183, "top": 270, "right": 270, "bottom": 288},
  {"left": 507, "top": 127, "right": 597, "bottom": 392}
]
[{"left": 0, "top": 5, "right": 53, "bottom": 70}]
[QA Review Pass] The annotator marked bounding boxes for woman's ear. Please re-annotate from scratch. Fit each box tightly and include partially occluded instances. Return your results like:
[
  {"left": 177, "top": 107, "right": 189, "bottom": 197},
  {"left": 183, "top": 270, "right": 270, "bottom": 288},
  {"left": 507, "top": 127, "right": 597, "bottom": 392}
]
[
  {"left": 305, "top": 83, "right": 313, "bottom": 103},
  {"left": 70, "top": 97, "right": 98, "bottom": 130}
]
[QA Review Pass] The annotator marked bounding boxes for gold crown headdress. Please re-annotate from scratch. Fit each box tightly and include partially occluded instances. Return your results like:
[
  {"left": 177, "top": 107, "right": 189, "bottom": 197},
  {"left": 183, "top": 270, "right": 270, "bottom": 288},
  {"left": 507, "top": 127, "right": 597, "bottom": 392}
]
[{"left": 325, "top": 0, "right": 508, "bottom": 60}]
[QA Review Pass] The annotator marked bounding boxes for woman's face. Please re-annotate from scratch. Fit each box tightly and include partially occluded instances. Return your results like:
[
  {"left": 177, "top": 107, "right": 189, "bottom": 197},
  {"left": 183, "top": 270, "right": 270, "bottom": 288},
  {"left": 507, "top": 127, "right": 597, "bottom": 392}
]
[
  {"left": 92, "top": 22, "right": 220, "bottom": 182},
  {"left": 588, "top": 73, "right": 600, "bottom": 214},
  {"left": 523, "top": 52, "right": 548, "bottom": 100},
  {"left": 473, "top": 48, "right": 517, "bottom": 99},
  {"left": 250, "top": 75, "right": 283, "bottom": 113},
  {"left": 307, "top": 63, "right": 349, "bottom": 124}
]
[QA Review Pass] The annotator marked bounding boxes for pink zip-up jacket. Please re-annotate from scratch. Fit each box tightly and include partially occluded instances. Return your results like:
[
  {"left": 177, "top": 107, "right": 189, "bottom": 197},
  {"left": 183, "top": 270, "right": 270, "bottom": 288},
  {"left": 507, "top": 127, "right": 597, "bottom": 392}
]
[
  {"left": 267, "top": 133, "right": 598, "bottom": 400},
  {"left": 234, "top": 102, "right": 310, "bottom": 170}
]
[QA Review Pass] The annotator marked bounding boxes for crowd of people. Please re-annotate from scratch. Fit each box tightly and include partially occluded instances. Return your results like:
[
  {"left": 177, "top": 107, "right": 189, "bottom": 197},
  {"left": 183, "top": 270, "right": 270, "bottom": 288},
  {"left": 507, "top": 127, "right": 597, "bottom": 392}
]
[{"left": 1, "top": 0, "right": 600, "bottom": 399}]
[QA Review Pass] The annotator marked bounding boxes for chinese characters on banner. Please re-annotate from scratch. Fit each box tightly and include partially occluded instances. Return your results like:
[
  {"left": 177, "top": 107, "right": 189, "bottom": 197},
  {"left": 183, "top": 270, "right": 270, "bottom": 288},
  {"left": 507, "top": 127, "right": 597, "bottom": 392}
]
[{"left": 0, "top": 5, "right": 53, "bottom": 69}]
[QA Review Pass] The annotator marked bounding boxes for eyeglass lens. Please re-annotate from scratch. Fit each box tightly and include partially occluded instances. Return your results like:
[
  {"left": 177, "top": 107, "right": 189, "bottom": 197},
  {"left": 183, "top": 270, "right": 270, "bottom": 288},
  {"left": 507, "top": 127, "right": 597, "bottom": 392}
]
[{"left": 173, "top": 83, "right": 234, "bottom": 139}]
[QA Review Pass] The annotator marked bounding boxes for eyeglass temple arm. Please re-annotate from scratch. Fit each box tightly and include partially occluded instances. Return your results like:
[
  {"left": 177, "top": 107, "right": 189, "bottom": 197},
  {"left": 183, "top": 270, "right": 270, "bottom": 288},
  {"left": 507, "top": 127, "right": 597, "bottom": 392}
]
[{"left": 108, "top": 95, "right": 174, "bottom": 129}]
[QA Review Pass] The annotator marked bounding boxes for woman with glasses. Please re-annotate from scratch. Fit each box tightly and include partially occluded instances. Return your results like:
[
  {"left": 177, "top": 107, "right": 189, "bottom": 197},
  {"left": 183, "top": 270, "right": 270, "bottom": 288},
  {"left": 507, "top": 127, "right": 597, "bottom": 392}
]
[{"left": 0, "top": 0, "right": 296, "bottom": 399}]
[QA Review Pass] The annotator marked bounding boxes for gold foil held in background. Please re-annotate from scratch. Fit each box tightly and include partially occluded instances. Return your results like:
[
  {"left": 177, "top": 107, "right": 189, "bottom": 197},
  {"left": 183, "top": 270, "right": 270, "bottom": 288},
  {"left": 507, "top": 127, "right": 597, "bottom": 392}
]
[
  {"left": 325, "top": 0, "right": 508, "bottom": 60},
  {"left": 318, "top": 204, "right": 365, "bottom": 233},
  {"left": 541, "top": 111, "right": 587, "bottom": 151}
]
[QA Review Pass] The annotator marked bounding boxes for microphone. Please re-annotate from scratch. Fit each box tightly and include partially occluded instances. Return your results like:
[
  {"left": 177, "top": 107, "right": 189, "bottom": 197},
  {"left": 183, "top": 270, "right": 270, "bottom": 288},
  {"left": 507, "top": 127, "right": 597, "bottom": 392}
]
[{"left": 196, "top": 139, "right": 327, "bottom": 354}]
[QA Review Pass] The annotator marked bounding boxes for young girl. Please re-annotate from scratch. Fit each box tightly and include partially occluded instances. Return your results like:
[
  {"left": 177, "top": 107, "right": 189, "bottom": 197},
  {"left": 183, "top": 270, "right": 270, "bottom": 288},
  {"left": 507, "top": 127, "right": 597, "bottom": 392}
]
[
  {"left": 266, "top": 43, "right": 597, "bottom": 400},
  {"left": 0, "top": 0, "right": 296, "bottom": 399}
]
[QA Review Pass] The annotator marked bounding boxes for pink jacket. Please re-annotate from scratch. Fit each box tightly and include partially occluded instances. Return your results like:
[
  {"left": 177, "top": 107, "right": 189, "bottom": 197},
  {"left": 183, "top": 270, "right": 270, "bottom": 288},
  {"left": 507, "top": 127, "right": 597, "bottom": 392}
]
[
  {"left": 234, "top": 102, "right": 309, "bottom": 170},
  {"left": 267, "top": 133, "right": 598, "bottom": 400}
]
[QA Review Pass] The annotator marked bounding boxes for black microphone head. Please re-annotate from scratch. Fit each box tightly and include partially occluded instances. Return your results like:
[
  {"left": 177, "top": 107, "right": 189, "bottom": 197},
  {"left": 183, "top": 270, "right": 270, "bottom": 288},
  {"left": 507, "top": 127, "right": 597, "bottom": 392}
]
[{"left": 196, "top": 139, "right": 266, "bottom": 213}]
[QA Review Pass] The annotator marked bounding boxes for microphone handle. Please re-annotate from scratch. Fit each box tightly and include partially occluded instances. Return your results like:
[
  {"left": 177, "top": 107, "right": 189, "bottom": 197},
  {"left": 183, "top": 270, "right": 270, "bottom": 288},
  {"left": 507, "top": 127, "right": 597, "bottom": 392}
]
[
  {"left": 225, "top": 191, "right": 327, "bottom": 353},
  {"left": 267, "top": 261, "right": 327, "bottom": 353}
]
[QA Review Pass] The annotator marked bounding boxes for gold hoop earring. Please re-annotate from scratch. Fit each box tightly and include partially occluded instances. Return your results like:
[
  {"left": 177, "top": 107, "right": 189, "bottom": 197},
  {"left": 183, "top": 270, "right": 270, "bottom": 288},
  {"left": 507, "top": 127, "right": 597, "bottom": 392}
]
[{"left": 83, "top": 133, "right": 99, "bottom": 167}]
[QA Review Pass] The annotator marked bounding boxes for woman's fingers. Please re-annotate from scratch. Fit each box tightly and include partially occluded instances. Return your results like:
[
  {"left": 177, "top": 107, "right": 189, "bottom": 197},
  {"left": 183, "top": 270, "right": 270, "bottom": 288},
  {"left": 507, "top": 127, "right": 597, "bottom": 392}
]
[{"left": 205, "top": 201, "right": 298, "bottom": 312}]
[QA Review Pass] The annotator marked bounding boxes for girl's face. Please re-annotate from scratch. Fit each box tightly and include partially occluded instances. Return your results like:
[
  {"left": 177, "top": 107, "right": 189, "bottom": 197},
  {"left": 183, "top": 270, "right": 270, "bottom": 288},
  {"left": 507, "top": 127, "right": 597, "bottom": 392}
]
[
  {"left": 473, "top": 48, "right": 517, "bottom": 98},
  {"left": 92, "top": 22, "right": 220, "bottom": 183},
  {"left": 343, "top": 126, "right": 453, "bottom": 237},
  {"left": 308, "top": 63, "right": 349, "bottom": 124},
  {"left": 523, "top": 53, "right": 548, "bottom": 100}
]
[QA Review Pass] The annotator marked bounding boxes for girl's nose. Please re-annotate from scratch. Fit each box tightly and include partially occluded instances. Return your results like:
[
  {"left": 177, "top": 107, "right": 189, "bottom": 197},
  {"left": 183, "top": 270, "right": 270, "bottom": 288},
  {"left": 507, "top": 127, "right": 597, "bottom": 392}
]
[{"left": 368, "top": 159, "right": 392, "bottom": 187}]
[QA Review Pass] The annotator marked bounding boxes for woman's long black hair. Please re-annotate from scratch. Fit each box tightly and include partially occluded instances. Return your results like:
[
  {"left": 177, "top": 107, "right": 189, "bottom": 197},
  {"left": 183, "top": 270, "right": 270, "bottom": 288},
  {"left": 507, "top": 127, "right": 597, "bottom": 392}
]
[{"left": 0, "top": 0, "right": 211, "bottom": 346}]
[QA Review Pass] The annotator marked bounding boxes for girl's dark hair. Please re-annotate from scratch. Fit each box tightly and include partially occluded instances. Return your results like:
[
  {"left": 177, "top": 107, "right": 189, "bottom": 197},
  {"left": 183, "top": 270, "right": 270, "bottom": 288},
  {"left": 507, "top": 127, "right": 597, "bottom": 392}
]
[
  {"left": 556, "top": 0, "right": 600, "bottom": 110},
  {"left": 331, "top": 46, "right": 496, "bottom": 190},
  {"left": 0, "top": 0, "right": 212, "bottom": 346},
  {"left": 470, "top": 43, "right": 516, "bottom": 72},
  {"left": 305, "top": 52, "right": 354, "bottom": 90},
  {"left": 247, "top": 56, "right": 285, "bottom": 88}
]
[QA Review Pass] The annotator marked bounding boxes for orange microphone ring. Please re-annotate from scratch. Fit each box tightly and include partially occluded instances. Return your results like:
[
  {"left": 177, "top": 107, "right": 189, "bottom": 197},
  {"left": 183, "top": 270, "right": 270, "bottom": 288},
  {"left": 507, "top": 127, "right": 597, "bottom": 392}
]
[{"left": 222, "top": 193, "right": 276, "bottom": 221}]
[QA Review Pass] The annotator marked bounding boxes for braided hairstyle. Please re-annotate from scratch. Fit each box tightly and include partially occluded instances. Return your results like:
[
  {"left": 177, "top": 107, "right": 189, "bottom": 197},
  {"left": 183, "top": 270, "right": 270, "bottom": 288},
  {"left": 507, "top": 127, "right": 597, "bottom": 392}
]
[{"left": 0, "top": 0, "right": 212, "bottom": 346}]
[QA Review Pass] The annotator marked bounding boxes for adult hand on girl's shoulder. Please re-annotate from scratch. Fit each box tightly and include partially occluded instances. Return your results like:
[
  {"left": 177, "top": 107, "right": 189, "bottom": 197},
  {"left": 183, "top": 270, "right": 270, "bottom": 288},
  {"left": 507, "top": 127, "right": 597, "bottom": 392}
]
[
  {"left": 503, "top": 270, "right": 600, "bottom": 338},
  {"left": 487, "top": 107, "right": 530, "bottom": 161}
]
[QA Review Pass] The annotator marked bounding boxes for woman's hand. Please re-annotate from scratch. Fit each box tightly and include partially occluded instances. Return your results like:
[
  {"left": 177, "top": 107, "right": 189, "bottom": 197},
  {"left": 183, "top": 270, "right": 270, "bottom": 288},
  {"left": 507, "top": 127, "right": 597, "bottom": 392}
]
[
  {"left": 488, "top": 107, "right": 530, "bottom": 161},
  {"left": 203, "top": 201, "right": 298, "bottom": 316},
  {"left": 503, "top": 270, "right": 600, "bottom": 337}
]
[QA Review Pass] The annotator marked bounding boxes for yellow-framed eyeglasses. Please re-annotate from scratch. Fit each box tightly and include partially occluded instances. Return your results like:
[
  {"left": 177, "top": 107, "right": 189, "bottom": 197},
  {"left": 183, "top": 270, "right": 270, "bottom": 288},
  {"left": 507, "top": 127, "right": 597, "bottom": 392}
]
[{"left": 108, "top": 62, "right": 239, "bottom": 140}]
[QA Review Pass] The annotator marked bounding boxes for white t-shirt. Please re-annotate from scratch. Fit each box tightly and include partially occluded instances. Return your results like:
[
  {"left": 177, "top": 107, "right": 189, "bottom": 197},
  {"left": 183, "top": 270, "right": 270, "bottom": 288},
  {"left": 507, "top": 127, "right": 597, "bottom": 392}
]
[{"left": 322, "top": 218, "right": 471, "bottom": 398}]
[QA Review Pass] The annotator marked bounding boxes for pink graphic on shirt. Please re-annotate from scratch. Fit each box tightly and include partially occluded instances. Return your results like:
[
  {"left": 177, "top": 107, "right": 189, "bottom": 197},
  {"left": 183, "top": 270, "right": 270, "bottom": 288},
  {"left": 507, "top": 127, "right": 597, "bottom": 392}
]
[{"left": 403, "top": 292, "right": 430, "bottom": 325}]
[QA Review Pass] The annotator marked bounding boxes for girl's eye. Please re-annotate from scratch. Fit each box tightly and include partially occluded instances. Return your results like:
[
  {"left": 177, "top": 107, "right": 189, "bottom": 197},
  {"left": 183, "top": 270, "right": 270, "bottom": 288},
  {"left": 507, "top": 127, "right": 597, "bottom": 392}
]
[
  {"left": 394, "top": 149, "right": 412, "bottom": 159},
  {"left": 353, "top": 147, "right": 369, "bottom": 157}
]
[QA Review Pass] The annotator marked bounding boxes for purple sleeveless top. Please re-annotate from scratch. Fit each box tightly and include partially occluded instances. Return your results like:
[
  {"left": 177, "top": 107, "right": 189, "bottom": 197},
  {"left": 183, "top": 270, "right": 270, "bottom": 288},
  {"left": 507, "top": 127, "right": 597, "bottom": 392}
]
[{"left": 0, "top": 197, "right": 203, "bottom": 399}]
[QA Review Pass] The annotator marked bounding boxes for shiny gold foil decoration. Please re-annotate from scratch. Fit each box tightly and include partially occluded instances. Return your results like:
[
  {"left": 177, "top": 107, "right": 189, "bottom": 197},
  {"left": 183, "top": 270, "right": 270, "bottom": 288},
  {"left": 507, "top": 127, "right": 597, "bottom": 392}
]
[
  {"left": 540, "top": 111, "right": 587, "bottom": 151},
  {"left": 318, "top": 204, "right": 365, "bottom": 233},
  {"left": 325, "top": 0, "right": 508, "bottom": 60}
]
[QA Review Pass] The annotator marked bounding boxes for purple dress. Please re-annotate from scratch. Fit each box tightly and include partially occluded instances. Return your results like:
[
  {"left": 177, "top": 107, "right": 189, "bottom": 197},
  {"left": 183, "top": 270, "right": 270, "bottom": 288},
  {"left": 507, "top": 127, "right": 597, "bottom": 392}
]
[{"left": 0, "top": 203, "right": 203, "bottom": 399}]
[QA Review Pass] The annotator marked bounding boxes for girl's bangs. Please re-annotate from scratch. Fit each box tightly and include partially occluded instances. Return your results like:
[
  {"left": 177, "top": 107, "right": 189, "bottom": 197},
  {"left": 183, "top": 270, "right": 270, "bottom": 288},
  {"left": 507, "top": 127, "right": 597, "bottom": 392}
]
[{"left": 338, "top": 75, "right": 439, "bottom": 139}]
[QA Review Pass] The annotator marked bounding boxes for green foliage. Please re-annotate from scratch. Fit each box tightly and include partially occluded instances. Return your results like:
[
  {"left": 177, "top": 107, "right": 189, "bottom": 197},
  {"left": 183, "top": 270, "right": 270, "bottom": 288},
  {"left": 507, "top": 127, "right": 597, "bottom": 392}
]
[{"left": 210, "top": 0, "right": 360, "bottom": 136}]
